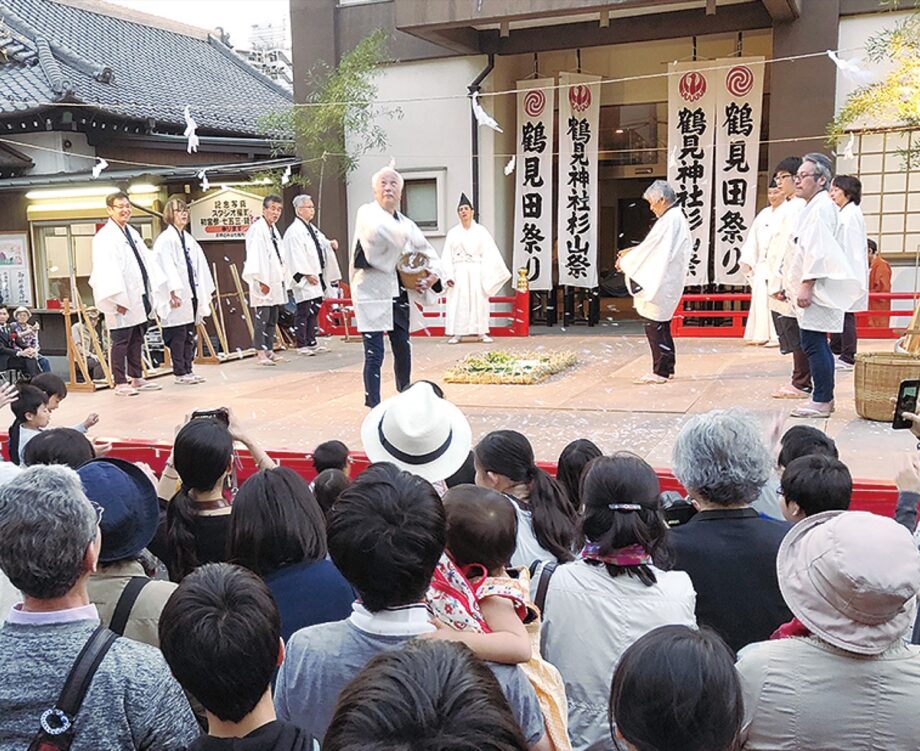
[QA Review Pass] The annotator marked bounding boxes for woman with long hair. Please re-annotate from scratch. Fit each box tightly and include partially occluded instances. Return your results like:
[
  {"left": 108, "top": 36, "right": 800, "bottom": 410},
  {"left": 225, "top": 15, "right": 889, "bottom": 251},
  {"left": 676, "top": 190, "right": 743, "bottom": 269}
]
[
  {"left": 157, "top": 410, "right": 275, "bottom": 582},
  {"left": 537, "top": 453, "right": 697, "bottom": 751},
  {"left": 556, "top": 439, "right": 602, "bottom": 510},
  {"left": 474, "top": 430, "right": 578, "bottom": 566},
  {"left": 228, "top": 467, "right": 354, "bottom": 641}
]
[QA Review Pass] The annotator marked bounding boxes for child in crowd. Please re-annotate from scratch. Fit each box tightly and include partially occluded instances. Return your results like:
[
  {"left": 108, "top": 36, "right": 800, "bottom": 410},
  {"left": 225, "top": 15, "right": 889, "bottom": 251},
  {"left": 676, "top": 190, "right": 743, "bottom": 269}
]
[
  {"left": 9, "top": 306, "right": 50, "bottom": 373},
  {"left": 779, "top": 454, "right": 851, "bottom": 522},
  {"left": 312, "top": 468, "right": 350, "bottom": 522},
  {"left": 556, "top": 439, "right": 602, "bottom": 509},
  {"left": 30, "top": 373, "right": 103, "bottom": 448},
  {"left": 311, "top": 440, "right": 350, "bottom": 475},
  {"left": 8, "top": 384, "right": 51, "bottom": 464},
  {"left": 428, "top": 484, "right": 571, "bottom": 751}
]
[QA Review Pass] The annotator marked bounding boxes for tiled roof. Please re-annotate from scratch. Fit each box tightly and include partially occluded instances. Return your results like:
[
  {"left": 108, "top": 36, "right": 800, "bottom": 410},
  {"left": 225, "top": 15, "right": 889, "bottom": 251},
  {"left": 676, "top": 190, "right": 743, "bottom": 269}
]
[{"left": 0, "top": 0, "right": 292, "bottom": 136}]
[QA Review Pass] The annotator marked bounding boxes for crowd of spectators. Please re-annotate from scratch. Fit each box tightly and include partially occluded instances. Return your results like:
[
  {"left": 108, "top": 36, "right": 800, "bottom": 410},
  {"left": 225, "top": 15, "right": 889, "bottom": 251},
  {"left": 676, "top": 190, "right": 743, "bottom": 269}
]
[{"left": 1, "top": 379, "right": 920, "bottom": 751}]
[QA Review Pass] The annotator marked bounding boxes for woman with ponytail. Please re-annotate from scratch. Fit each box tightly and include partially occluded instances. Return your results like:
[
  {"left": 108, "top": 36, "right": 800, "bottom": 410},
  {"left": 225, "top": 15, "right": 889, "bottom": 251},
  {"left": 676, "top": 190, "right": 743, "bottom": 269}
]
[
  {"left": 155, "top": 408, "right": 276, "bottom": 582},
  {"left": 537, "top": 453, "right": 697, "bottom": 751},
  {"left": 474, "top": 430, "right": 578, "bottom": 567}
]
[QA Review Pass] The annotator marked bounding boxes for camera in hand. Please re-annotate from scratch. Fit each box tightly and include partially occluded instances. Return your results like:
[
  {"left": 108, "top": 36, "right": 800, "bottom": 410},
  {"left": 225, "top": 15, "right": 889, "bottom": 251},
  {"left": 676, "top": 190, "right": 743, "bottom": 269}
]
[
  {"left": 191, "top": 408, "right": 230, "bottom": 426},
  {"left": 660, "top": 490, "right": 697, "bottom": 527},
  {"left": 893, "top": 379, "right": 920, "bottom": 430}
]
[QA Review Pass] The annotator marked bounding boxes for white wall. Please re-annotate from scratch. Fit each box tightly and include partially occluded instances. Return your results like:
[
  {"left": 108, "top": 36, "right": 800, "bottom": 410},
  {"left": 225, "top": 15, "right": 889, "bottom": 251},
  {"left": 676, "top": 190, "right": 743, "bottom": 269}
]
[
  {"left": 14, "top": 132, "right": 95, "bottom": 174},
  {"left": 346, "top": 55, "right": 488, "bottom": 258}
]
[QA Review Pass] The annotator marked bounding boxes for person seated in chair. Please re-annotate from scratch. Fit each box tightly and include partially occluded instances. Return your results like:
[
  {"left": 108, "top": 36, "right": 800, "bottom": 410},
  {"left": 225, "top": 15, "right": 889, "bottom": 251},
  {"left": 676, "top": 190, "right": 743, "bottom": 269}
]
[{"left": 0, "top": 307, "right": 40, "bottom": 380}]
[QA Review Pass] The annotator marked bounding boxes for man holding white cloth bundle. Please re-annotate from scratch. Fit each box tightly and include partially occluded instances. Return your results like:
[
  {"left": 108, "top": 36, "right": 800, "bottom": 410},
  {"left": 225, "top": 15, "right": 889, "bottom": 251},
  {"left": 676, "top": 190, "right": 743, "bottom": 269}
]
[
  {"left": 352, "top": 167, "right": 441, "bottom": 408},
  {"left": 779, "top": 153, "right": 862, "bottom": 418},
  {"left": 617, "top": 180, "right": 692, "bottom": 385}
]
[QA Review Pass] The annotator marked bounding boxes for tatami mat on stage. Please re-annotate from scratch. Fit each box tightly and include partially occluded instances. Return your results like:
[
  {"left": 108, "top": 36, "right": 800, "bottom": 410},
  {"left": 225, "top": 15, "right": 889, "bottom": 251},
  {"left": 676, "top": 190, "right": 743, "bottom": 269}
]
[{"left": 48, "top": 334, "right": 910, "bottom": 483}]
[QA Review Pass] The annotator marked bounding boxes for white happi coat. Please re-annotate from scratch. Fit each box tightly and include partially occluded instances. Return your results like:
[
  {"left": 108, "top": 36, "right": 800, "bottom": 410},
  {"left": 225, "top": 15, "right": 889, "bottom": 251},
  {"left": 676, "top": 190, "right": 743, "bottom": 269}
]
[
  {"left": 740, "top": 205, "right": 779, "bottom": 343},
  {"left": 441, "top": 221, "right": 511, "bottom": 336},
  {"left": 837, "top": 201, "right": 869, "bottom": 313},
  {"left": 90, "top": 219, "right": 171, "bottom": 331},
  {"left": 781, "top": 190, "right": 862, "bottom": 333},
  {"left": 242, "top": 217, "right": 287, "bottom": 307},
  {"left": 152, "top": 226, "right": 216, "bottom": 327},
  {"left": 281, "top": 218, "right": 343, "bottom": 303},
  {"left": 350, "top": 201, "right": 442, "bottom": 333},
  {"left": 766, "top": 197, "right": 806, "bottom": 317},
  {"left": 619, "top": 205, "right": 692, "bottom": 322}
]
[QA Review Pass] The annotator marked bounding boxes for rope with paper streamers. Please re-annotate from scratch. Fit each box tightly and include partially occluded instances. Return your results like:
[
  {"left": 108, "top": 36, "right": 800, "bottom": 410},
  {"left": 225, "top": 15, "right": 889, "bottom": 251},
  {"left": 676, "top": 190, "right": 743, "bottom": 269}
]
[{"left": 0, "top": 46, "right": 867, "bottom": 113}]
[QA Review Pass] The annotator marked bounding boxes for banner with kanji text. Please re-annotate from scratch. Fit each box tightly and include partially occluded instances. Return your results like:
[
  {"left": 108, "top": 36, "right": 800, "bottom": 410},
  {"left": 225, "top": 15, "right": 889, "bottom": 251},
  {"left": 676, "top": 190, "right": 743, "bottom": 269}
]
[
  {"left": 512, "top": 78, "right": 555, "bottom": 291},
  {"left": 556, "top": 72, "right": 600, "bottom": 289},
  {"left": 712, "top": 57, "right": 765, "bottom": 285},
  {"left": 667, "top": 62, "right": 717, "bottom": 285}
]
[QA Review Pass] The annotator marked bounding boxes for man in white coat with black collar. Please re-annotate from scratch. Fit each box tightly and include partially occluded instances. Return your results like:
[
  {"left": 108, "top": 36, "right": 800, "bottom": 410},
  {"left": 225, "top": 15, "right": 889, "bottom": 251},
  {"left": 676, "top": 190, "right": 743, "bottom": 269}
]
[
  {"left": 90, "top": 191, "right": 172, "bottom": 396},
  {"left": 282, "top": 194, "right": 342, "bottom": 356},
  {"left": 352, "top": 167, "right": 442, "bottom": 408},
  {"left": 617, "top": 180, "right": 691, "bottom": 385},
  {"left": 243, "top": 194, "right": 288, "bottom": 366}
]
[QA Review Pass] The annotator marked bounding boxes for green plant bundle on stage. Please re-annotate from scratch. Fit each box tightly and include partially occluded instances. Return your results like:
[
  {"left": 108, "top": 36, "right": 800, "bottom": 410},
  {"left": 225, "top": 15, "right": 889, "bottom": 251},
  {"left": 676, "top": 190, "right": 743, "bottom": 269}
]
[{"left": 445, "top": 350, "right": 577, "bottom": 385}]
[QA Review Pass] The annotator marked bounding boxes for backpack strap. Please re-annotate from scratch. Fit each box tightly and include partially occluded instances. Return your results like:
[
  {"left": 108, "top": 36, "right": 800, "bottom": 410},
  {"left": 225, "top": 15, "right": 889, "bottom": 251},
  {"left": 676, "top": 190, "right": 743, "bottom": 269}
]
[
  {"left": 28, "top": 625, "right": 118, "bottom": 751},
  {"left": 533, "top": 560, "right": 558, "bottom": 615},
  {"left": 109, "top": 577, "right": 150, "bottom": 637}
]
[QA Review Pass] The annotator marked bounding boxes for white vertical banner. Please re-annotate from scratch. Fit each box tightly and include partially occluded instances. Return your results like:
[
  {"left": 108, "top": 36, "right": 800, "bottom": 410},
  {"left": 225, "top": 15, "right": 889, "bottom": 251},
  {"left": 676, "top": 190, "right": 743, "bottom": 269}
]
[
  {"left": 713, "top": 57, "right": 765, "bottom": 285},
  {"left": 668, "top": 62, "right": 717, "bottom": 285},
  {"left": 557, "top": 72, "right": 600, "bottom": 289},
  {"left": 512, "top": 79, "right": 555, "bottom": 291}
]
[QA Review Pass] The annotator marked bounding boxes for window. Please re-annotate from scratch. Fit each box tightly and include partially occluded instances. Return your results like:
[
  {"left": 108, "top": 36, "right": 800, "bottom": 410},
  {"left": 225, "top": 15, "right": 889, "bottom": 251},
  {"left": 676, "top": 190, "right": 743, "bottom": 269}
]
[
  {"left": 851, "top": 130, "right": 920, "bottom": 257},
  {"left": 599, "top": 103, "right": 662, "bottom": 166},
  {"left": 399, "top": 168, "right": 447, "bottom": 236}
]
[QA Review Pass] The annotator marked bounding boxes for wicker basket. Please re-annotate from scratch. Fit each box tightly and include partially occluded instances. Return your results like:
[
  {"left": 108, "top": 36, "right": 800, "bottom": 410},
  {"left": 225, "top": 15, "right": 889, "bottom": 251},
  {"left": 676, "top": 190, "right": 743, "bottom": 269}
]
[
  {"left": 854, "top": 352, "right": 920, "bottom": 421},
  {"left": 397, "top": 251, "right": 429, "bottom": 289}
]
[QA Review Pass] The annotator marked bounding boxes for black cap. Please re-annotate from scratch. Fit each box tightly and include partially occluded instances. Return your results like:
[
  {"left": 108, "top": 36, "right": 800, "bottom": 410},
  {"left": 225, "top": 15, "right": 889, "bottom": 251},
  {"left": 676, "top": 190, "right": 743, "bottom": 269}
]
[{"left": 458, "top": 193, "right": 473, "bottom": 210}]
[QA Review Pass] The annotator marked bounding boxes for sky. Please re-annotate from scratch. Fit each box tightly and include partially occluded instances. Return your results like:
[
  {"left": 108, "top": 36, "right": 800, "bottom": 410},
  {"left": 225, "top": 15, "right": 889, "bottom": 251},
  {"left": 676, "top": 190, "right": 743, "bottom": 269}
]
[{"left": 105, "top": 0, "right": 290, "bottom": 49}]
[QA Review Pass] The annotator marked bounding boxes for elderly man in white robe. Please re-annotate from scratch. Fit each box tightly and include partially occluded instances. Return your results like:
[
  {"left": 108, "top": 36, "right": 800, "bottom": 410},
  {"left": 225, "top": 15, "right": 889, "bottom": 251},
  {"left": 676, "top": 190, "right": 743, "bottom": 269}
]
[
  {"left": 442, "top": 193, "right": 511, "bottom": 344},
  {"left": 243, "top": 194, "right": 288, "bottom": 366},
  {"left": 152, "top": 197, "right": 216, "bottom": 384},
  {"left": 779, "top": 153, "right": 861, "bottom": 418},
  {"left": 617, "top": 180, "right": 691, "bottom": 385},
  {"left": 352, "top": 167, "right": 441, "bottom": 408},
  {"left": 829, "top": 174, "right": 869, "bottom": 371},
  {"left": 282, "top": 194, "right": 342, "bottom": 355},
  {"left": 90, "top": 191, "right": 173, "bottom": 396},
  {"left": 740, "top": 186, "right": 783, "bottom": 346}
]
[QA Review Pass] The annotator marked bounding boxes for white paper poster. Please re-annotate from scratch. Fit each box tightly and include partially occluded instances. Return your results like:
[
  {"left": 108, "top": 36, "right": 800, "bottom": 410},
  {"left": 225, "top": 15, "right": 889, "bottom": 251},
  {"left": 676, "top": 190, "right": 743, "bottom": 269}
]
[
  {"left": 556, "top": 72, "right": 600, "bottom": 289},
  {"left": 667, "top": 62, "right": 717, "bottom": 285},
  {"left": 713, "top": 57, "right": 765, "bottom": 285},
  {"left": 189, "top": 187, "right": 263, "bottom": 242},
  {"left": 0, "top": 233, "right": 33, "bottom": 306},
  {"left": 512, "top": 79, "right": 555, "bottom": 291}
]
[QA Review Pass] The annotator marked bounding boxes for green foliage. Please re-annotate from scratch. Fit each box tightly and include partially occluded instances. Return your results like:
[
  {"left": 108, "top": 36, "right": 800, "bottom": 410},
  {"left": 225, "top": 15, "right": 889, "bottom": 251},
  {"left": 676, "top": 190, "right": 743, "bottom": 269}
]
[
  {"left": 259, "top": 29, "right": 399, "bottom": 189},
  {"left": 829, "top": 10, "right": 920, "bottom": 168}
]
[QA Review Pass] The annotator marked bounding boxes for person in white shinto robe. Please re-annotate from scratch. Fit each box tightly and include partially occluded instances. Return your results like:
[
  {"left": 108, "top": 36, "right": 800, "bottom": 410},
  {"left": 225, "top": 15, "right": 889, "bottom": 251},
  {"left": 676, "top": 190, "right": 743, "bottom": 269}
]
[
  {"left": 442, "top": 193, "right": 511, "bottom": 343},
  {"left": 829, "top": 175, "right": 869, "bottom": 369},
  {"left": 242, "top": 195, "right": 288, "bottom": 365},
  {"left": 152, "top": 197, "right": 216, "bottom": 384},
  {"left": 90, "top": 191, "right": 172, "bottom": 396},
  {"left": 740, "top": 186, "right": 784, "bottom": 346},
  {"left": 778, "top": 154, "right": 861, "bottom": 418},
  {"left": 617, "top": 180, "right": 691, "bottom": 385},
  {"left": 352, "top": 167, "right": 442, "bottom": 408},
  {"left": 282, "top": 194, "right": 343, "bottom": 355}
]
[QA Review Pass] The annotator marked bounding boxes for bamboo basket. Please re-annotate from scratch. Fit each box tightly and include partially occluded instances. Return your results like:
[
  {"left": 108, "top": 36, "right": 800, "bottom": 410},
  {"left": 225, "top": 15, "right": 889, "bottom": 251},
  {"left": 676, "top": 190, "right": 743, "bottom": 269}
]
[
  {"left": 397, "top": 251, "right": 429, "bottom": 289},
  {"left": 854, "top": 352, "right": 920, "bottom": 421}
]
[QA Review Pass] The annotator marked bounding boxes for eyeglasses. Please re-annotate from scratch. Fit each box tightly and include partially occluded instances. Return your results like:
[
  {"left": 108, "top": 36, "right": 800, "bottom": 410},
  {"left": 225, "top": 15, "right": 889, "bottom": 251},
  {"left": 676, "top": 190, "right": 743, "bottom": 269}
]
[
  {"left": 793, "top": 172, "right": 816, "bottom": 182},
  {"left": 775, "top": 174, "right": 793, "bottom": 181},
  {"left": 110, "top": 203, "right": 131, "bottom": 210},
  {"left": 90, "top": 501, "right": 104, "bottom": 527}
]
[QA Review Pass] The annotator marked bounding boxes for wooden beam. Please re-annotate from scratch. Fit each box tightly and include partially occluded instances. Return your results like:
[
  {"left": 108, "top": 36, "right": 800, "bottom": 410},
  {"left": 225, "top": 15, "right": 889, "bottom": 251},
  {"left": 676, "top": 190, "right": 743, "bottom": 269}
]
[{"left": 760, "top": 0, "right": 801, "bottom": 21}]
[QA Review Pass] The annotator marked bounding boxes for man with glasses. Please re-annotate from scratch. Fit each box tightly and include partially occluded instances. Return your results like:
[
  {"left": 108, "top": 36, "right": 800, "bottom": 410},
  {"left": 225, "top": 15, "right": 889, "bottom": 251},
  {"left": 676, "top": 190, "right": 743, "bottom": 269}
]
[
  {"left": 766, "top": 157, "right": 811, "bottom": 399},
  {"left": 778, "top": 153, "right": 861, "bottom": 418},
  {"left": 0, "top": 465, "right": 198, "bottom": 749},
  {"left": 90, "top": 192, "right": 171, "bottom": 396}
]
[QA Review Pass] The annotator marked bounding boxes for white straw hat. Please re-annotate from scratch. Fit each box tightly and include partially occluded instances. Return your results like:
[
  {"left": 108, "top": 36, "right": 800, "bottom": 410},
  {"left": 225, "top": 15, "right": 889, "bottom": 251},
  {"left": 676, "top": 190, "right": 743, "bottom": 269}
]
[{"left": 361, "top": 382, "right": 472, "bottom": 483}]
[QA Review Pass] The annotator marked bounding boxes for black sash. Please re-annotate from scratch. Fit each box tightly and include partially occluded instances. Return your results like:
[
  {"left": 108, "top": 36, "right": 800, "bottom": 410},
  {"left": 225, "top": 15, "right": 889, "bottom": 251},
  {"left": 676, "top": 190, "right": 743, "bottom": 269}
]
[
  {"left": 301, "top": 220, "right": 327, "bottom": 292},
  {"left": 122, "top": 225, "right": 151, "bottom": 316},
  {"left": 175, "top": 227, "right": 198, "bottom": 319}
]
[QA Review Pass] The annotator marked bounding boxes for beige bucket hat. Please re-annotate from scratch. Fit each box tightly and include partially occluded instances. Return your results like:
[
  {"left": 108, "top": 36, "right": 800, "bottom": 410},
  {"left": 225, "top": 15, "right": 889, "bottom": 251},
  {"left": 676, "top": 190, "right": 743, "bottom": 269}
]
[{"left": 777, "top": 510, "right": 920, "bottom": 655}]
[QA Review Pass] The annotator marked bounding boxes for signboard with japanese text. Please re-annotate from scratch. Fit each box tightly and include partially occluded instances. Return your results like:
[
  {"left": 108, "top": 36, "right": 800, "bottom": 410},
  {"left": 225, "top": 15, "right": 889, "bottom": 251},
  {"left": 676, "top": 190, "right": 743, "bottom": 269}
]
[
  {"left": 512, "top": 78, "right": 555, "bottom": 291},
  {"left": 713, "top": 57, "right": 765, "bottom": 285},
  {"left": 667, "top": 62, "right": 717, "bottom": 285},
  {"left": 189, "top": 188, "right": 263, "bottom": 242},
  {"left": 556, "top": 72, "right": 600, "bottom": 289},
  {"left": 0, "top": 233, "right": 33, "bottom": 306}
]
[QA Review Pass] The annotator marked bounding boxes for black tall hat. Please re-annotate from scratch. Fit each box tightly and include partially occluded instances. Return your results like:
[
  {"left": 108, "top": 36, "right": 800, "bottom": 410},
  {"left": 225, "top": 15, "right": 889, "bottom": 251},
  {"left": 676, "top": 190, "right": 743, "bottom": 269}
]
[{"left": 458, "top": 192, "right": 473, "bottom": 210}]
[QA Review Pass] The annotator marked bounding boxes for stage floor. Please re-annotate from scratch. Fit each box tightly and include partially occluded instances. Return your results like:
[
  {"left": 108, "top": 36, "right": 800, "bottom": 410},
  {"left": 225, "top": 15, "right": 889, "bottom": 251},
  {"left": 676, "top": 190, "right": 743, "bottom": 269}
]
[{"left": 51, "top": 330, "right": 911, "bottom": 483}]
